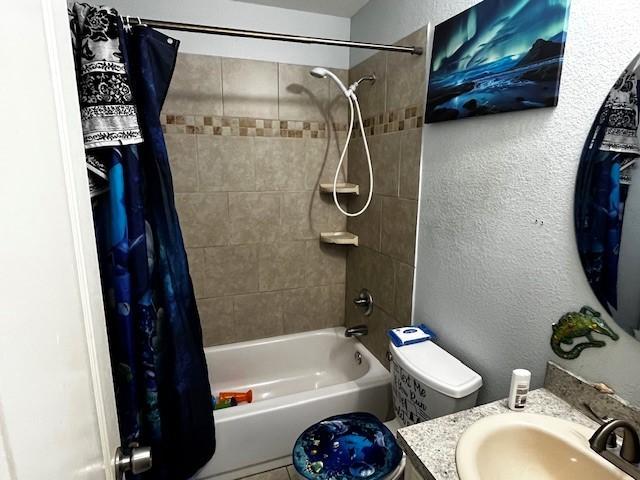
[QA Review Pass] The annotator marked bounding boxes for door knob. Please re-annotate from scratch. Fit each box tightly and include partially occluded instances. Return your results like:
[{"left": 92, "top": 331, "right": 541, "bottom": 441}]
[{"left": 114, "top": 445, "right": 152, "bottom": 479}]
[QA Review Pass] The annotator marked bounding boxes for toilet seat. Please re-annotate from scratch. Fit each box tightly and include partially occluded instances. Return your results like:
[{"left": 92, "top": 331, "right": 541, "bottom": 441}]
[{"left": 292, "top": 412, "right": 403, "bottom": 480}]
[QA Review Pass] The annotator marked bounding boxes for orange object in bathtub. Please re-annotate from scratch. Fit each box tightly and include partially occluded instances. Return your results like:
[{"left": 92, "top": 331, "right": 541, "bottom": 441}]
[{"left": 218, "top": 389, "right": 253, "bottom": 404}]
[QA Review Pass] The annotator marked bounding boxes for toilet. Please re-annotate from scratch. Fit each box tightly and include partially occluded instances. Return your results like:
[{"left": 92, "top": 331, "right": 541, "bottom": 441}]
[
  {"left": 293, "top": 336, "right": 483, "bottom": 480},
  {"left": 389, "top": 336, "right": 483, "bottom": 427}
]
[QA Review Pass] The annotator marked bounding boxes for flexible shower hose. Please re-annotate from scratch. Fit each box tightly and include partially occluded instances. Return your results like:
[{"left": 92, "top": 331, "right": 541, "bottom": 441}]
[{"left": 332, "top": 91, "right": 374, "bottom": 217}]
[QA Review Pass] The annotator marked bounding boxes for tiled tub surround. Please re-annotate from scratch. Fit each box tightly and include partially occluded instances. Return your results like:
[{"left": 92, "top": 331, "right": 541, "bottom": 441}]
[
  {"left": 163, "top": 53, "right": 350, "bottom": 346},
  {"left": 162, "top": 114, "right": 347, "bottom": 139},
  {"left": 352, "top": 106, "right": 423, "bottom": 138},
  {"left": 345, "top": 27, "right": 427, "bottom": 366}
]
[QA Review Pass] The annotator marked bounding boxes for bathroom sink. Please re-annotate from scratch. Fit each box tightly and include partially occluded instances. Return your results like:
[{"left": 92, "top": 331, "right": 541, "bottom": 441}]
[{"left": 456, "top": 413, "right": 632, "bottom": 480}]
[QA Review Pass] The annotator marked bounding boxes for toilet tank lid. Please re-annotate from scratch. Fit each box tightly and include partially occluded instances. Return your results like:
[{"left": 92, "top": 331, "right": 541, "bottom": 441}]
[{"left": 390, "top": 341, "right": 482, "bottom": 399}]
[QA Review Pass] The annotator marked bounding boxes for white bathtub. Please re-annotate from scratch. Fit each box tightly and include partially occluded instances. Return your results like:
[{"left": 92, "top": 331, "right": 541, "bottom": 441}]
[{"left": 196, "top": 327, "right": 393, "bottom": 480}]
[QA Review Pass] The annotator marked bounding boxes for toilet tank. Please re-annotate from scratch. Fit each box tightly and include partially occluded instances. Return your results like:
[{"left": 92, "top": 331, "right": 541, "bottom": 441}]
[{"left": 390, "top": 340, "right": 482, "bottom": 427}]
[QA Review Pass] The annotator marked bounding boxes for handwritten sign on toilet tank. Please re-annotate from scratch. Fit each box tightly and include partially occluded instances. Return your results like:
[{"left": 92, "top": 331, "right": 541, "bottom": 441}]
[{"left": 391, "top": 361, "right": 431, "bottom": 427}]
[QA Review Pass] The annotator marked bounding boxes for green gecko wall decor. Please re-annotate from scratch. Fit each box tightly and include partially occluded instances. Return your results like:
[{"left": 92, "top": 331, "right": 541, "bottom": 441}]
[{"left": 551, "top": 306, "right": 619, "bottom": 360}]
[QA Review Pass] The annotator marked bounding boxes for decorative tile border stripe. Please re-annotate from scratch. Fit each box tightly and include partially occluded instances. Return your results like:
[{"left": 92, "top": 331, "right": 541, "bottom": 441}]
[
  {"left": 160, "top": 105, "right": 424, "bottom": 139},
  {"left": 354, "top": 105, "right": 423, "bottom": 137},
  {"left": 160, "top": 113, "right": 347, "bottom": 139}
]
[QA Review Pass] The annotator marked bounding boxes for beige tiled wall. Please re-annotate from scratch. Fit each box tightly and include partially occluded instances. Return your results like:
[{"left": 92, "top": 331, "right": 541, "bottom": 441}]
[
  {"left": 163, "top": 53, "right": 349, "bottom": 346},
  {"left": 345, "top": 27, "right": 428, "bottom": 367}
]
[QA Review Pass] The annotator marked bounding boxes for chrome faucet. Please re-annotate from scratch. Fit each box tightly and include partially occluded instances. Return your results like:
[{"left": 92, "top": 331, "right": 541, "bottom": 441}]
[
  {"left": 582, "top": 402, "right": 618, "bottom": 448},
  {"left": 590, "top": 419, "right": 640, "bottom": 479},
  {"left": 345, "top": 325, "right": 368, "bottom": 337}
]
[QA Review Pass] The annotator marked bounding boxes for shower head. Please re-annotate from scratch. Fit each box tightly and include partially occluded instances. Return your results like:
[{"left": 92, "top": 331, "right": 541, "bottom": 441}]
[
  {"left": 310, "top": 67, "right": 350, "bottom": 97},
  {"left": 310, "top": 67, "right": 329, "bottom": 79}
]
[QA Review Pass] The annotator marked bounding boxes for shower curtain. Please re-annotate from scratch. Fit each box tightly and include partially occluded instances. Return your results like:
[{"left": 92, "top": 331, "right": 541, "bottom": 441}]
[
  {"left": 69, "top": 4, "right": 215, "bottom": 479},
  {"left": 576, "top": 64, "right": 638, "bottom": 315}
]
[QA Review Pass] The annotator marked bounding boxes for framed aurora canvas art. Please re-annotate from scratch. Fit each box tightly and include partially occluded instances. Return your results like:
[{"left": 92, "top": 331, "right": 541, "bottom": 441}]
[{"left": 425, "top": 0, "right": 571, "bottom": 123}]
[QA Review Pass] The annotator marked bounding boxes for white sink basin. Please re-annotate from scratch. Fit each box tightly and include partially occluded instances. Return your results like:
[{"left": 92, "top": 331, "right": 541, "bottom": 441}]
[{"left": 456, "top": 413, "right": 632, "bottom": 480}]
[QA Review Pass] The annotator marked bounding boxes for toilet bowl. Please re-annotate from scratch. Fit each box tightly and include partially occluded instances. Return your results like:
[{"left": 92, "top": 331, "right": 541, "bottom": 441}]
[{"left": 292, "top": 336, "right": 483, "bottom": 479}]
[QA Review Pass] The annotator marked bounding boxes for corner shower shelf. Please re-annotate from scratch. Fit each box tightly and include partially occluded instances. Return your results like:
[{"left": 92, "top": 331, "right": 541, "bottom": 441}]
[
  {"left": 320, "top": 232, "right": 359, "bottom": 246},
  {"left": 319, "top": 183, "right": 360, "bottom": 195}
]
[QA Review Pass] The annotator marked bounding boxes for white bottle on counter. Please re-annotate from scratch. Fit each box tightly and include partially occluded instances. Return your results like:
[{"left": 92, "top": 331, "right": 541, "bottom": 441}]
[{"left": 508, "top": 369, "right": 531, "bottom": 411}]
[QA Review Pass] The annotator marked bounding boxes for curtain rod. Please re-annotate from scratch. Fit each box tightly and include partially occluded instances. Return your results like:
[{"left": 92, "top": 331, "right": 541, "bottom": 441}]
[{"left": 135, "top": 18, "right": 424, "bottom": 56}]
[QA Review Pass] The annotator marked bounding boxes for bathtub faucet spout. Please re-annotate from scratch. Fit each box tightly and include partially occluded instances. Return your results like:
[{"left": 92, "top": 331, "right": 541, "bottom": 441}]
[{"left": 345, "top": 325, "right": 368, "bottom": 337}]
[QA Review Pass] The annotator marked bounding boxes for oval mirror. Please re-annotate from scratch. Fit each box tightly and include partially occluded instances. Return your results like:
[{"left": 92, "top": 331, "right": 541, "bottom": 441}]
[{"left": 575, "top": 54, "right": 640, "bottom": 341}]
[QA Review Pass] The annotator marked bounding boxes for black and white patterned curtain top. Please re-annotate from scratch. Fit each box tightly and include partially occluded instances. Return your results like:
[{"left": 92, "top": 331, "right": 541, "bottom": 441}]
[{"left": 69, "top": 3, "right": 143, "bottom": 196}]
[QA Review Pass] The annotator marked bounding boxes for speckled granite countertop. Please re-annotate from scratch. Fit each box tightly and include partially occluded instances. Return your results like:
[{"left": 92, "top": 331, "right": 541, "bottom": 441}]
[{"left": 396, "top": 388, "right": 599, "bottom": 480}]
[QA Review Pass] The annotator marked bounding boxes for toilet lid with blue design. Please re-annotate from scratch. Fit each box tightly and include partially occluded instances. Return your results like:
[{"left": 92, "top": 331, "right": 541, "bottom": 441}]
[{"left": 293, "top": 412, "right": 402, "bottom": 480}]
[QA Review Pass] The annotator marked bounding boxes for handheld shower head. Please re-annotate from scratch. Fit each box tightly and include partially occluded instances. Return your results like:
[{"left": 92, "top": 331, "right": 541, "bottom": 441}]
[
  {"left": 310, "top": 67, "right": 329, "bottom": 78},
  {"left": 309, "top": 66, "right": 375, "bottom": 218},
  {"left": 309, "top": 67, "right": 350, "bottom": 97}
]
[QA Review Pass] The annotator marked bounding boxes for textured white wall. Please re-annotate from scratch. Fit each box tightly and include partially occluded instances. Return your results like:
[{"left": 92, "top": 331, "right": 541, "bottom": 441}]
[
  {"left": 104, "top": 0, "right": 351, "bottom": 68},
  {"left": 350, "top": 0, "right": 481, "bottom": 66},
  {"left": 353, "top": 0, "right": 640, "bottom": 405}
]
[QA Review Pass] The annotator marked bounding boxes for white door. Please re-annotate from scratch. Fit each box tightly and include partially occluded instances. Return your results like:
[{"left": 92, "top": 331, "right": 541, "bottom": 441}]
[{"left": 0, "top": 1, "right": 121, "bottom": 479}]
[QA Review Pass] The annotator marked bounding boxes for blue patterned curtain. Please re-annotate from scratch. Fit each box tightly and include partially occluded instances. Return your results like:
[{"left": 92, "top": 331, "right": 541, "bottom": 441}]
[
  {"left": 70, "top": 4, "right": 215, "bottom": 479},
  {"left": 575, "top": 65, "right": 638, "bottom": 314},
  {"left": 124, "top": 25, "right": 217, "bottom": 479}
]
